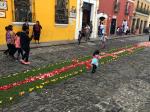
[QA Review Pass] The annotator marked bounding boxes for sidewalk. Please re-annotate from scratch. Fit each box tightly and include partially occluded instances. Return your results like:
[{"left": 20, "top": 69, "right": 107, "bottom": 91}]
[{"left": 0, "top": 34, "right": 144, "bottom": 51}]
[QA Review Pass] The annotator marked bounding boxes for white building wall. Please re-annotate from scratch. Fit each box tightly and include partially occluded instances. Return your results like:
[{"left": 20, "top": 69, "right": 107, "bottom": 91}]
[{"left": 75, "top": 0, "right": 98, "bottom": 39}]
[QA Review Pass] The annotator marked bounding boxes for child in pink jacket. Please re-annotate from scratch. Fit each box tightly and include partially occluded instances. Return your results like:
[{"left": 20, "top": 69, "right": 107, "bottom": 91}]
[{"left": 15, "top": 32, "right": 23, "bottom": 60}]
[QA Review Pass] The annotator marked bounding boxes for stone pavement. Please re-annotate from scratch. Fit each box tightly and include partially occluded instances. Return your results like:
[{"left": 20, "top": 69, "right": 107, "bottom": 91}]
[
  {"left": 0, "top": 35, "right": 148, "bottom": 77},
  {"left": 0, "top": 35, "right": 150, "bottom": 112}
]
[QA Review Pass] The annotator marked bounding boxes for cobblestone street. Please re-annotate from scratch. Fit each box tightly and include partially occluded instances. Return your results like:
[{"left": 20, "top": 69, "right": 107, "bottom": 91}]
[
  {"left": 0, "top": 35, "right": 150, "bottom": 112},
  {"left": 0, "top": 36, "right": 148, "bottom": 77}
]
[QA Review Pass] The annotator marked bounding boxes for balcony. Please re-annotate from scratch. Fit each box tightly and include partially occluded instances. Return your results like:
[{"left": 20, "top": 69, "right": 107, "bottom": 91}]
[{"left": 136, "top": 8, "right": 150, "bottom": 15}]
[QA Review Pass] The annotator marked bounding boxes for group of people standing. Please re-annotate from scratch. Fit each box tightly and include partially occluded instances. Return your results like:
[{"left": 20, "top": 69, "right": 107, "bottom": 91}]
[
  {"left": 116, "top": 20, "right": 130, "bottom": 35},
  {"left": 22, "top": 20, "right": 42, "bottom": 44},
  {"left": 78, "top": 21, "right": 93, "bottom": 45},
  {"left": 4, "top": 20, "right": 42, "bottom": 65}
]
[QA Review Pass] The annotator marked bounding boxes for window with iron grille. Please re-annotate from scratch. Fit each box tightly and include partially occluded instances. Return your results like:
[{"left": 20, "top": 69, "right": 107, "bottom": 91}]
[
  {"left": 14, "top": 0, "right": 35, "bottom": 22},
  {"left": 55, "top": 0, "right": 69, "bottom": 24}
]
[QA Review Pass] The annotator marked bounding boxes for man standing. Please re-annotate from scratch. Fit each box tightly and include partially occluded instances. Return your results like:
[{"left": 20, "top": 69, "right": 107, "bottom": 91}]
[
  {"left": 20, "top": 26, "right": 32, "bottom": 65},
  {"left": 122, "top": 20, "right": 128, "bottom": 34}
]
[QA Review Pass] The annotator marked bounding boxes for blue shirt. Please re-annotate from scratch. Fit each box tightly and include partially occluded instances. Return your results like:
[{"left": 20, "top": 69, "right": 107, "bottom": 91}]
[{"left": 91, "top": 58, "right": 99, "bottom": 67}]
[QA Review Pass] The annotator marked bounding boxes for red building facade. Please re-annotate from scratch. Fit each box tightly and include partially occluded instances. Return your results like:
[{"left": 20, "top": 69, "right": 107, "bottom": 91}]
[{"left": 98, "top": 0, "right": 135, "bottom": 35}]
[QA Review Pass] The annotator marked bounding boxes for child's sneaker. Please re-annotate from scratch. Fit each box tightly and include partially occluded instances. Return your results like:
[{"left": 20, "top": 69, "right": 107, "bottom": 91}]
[
  {"left": 24, "top": 61, "right": 31, "bottom": 65},
  {"left": 20, "top": 59, "right": 24, "bottom": 63}
]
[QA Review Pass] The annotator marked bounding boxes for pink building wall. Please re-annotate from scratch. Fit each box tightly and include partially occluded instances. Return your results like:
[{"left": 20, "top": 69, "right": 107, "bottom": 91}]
[{"left": 98, "top": 0, "right": 134, "bottom": 35}]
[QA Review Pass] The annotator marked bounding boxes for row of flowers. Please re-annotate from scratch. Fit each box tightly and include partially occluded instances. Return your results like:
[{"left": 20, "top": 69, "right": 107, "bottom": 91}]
[
  {"left": 0, "top": 45, "right": 140, "bottom": 91},
  {"left": 0, "top": 66, "right": 87, "bottom": 106},
  {"left": 0, "top": 60, "right": 91, "bottom": 91}
]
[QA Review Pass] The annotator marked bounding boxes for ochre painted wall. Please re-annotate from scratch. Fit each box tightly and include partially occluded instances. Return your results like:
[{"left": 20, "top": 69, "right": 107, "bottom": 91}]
[
  {"left": 0, "top": 0, "right": 77, "bottom": 45},
  {"left": 0, "top": 1, "right": 13, "bottom": 45}
]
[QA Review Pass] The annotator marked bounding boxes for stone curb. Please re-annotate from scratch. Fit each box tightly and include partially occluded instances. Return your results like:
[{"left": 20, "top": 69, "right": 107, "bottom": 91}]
[{"left": 0, "top": 34, "right": 146, "bottom": 52}]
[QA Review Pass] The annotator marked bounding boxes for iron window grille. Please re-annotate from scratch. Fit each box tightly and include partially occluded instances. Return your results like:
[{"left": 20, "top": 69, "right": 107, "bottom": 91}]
[
  {"left": 114, "top": 0, "right": 120, "bottom": 13},
  {"left": 55, "top": 0, "right": 69, "bottom": 24},
  {"left": 14, "top": 0, "right": 35, "bottom": 22},
  {"left": 125, "top": 2, "right": 130, "bottom": 15}
]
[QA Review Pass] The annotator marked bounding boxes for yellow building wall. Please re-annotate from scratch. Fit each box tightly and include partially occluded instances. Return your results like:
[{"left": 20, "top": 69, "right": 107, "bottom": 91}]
[
  {"left": 0, "top": 1, "right": 12, "bottom": 45},
  {"left": 0, "top": 0, "right": 77, "bottom": 45}
]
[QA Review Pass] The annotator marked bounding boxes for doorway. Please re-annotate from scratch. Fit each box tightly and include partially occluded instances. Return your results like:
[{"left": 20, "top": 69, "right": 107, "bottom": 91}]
[
  {"left": 139, "top": 20, "right": 143, "bottom": 34},
  {"left": 131, "top": 19, "right": 136, "bottom": 33},
  {"left": 82, "top": 2, "right": 91, "bottom": 27},
  {"left": 110, "top": 19, "right": 116, "bottom": 34},
  {"left": 143, "top": 21, "right": 147, "bottom": 32}
]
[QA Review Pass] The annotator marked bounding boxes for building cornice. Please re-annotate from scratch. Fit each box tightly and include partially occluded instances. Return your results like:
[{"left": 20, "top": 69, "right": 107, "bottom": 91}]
[
  {"left": 136, "top": 11, "right": 149, "bottom": 17},
  {"left": 128, "top": 0, "right": 135, "bottom": 3}
]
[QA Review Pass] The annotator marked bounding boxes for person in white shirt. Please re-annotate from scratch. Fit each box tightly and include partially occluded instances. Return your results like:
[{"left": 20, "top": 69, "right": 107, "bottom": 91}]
[
  {"left": 122, "top": 20, "right": 128, "bottom": 34},
  {"left": 98, "top": 23, "right": 106, "bottom": 48}
]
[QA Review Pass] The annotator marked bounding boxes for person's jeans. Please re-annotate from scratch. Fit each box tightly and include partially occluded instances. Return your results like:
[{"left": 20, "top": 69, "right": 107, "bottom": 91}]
[
  {"left": 22, "top": 48, "right": 30, "bottom": 62},
  {"left": 4, "top": 44, "right": 11, "bottom": 54},
  {"left": 91, "top": 64, "right": 97, "bottom": 73},
  {"left": 9, "top": 44, "right": 16, "bottom": 57},
  {"left": 16, "top": 48, "right": 23, "bottom": 59}
]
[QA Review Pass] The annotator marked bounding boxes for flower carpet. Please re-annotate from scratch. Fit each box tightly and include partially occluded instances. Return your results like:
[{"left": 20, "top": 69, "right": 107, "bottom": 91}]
[{"left": 0, "top": 42, "right": 149, "bottom": 106}]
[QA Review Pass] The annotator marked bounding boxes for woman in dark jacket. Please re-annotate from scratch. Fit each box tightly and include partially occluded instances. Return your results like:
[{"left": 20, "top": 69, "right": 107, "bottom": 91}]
[{"left": 33, "top": 21, "right": 42, "bottom": 44}]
